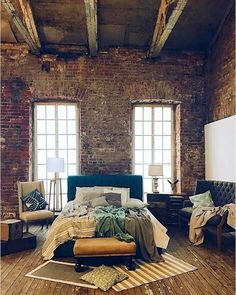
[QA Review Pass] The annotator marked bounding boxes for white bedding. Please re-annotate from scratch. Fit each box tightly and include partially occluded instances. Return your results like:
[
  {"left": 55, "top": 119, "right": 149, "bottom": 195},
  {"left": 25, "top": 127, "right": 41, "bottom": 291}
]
[{"left": 145, "top": 208, "right": 170, "bottom": 249}]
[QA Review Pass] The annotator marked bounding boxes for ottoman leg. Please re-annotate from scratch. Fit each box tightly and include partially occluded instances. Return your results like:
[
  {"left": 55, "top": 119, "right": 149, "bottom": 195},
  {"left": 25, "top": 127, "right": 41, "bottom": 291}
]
[
  {"left": 74, "top": 258, "right": 90, "bottom": 272},
  {"left": 126, "top": 256, "right": 136, "bottom": 271},
  {"left": 74, "top": 259, "right": 84, "bottom": 272}
]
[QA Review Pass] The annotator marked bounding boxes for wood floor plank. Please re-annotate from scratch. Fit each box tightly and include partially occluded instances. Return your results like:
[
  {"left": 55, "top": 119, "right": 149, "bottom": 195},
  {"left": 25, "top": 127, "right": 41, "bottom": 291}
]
[{"left": 0, "top": 225, "right": 235, "bottom": 295}]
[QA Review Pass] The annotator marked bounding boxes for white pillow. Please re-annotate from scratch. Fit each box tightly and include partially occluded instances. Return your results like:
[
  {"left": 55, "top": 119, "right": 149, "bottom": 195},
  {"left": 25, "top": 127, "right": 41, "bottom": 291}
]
[
  {"left": 75, "top": 187, "right": 101, "bottom": 204},
  {"left": 94, "top": 186, "right": 113, "bottom": 191},
  {"left": 104, "top": 187, "right": 130, "bottom": 206}
]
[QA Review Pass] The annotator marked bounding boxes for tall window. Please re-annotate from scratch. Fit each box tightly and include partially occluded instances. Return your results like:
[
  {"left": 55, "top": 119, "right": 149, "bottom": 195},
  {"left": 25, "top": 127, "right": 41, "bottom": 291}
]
[
  {"left": 133, "top": 105, "right": 174, "bottom": 194},
  {"left": 34, "top": 103, "right": 78, "bottom": 207}
]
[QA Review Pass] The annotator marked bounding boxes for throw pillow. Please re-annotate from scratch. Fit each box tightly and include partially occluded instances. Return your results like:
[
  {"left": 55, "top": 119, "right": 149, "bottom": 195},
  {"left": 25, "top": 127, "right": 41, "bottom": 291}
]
[
  {"left": 189, "top": 190, "right": 214, "bottom": 208},
  {"left": 123, "top": 198, "right": 148, "bottom": 209},
  {"left": 101, "top": 193, "right": 122, "bottom": 207},
  {"left": 74, "top": 187, "right": 102, "bottom": 204},
  {"left": 94, "top": 186, "right": 113, "bottom": 191},
  {"left": 90, "top": 196, "right": 109, "bottom": 207},
  {"left": 21, "top": 189, "right": 47, "bottom": 211},
  {"left": 104, "top": 187, "right": 130, "bottom": 205},
  {"left": 80, "top": 265, "right": 128, "bottom": 291}
]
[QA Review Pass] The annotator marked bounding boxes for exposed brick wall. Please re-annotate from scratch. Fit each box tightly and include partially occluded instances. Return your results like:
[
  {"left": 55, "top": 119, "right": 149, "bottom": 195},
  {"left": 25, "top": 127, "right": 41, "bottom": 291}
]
[
  {"left": 206, "top": 6, "right": 236, "bottom": 122},
  {"left": 1, "top": 46, "right": 206, "bottom": 218},
  {"left": 1, "top": 78, "right": 31, "bottom": 219}
]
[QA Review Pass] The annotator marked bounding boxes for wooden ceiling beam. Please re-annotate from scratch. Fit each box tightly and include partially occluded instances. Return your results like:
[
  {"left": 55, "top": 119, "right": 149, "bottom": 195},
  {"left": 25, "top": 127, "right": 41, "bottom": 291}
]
[
  {"left": 84, "top": 0, "right": 98, "bottom": 56},
  {"left": 18, "top": 0, "right": 41, "bottom": 49},
  {"left": 148, "top": 0, "right": 188, "bottom": 58},
  {"left": 1, "top": 0, "right": 40, "bottom": 55}
]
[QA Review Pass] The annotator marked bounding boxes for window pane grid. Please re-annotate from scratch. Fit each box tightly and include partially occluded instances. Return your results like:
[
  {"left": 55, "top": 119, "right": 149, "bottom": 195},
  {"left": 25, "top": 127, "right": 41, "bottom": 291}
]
[
  {"left": 133, "top": 105, "right": 173, "bottom": 194},
  {"left": 35, "top": 103, "right": 78, "bottom": 209}
]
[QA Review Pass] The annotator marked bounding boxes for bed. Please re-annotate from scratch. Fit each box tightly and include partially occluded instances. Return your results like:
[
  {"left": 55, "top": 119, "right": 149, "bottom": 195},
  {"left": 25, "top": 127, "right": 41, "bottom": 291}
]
[{"left": 42, "top": 174, "right": 169, "bottom": 260}]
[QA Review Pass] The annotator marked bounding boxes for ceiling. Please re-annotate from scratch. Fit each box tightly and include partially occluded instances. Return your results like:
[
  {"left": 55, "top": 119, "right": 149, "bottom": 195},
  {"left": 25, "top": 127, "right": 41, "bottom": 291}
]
[{"left": 1, "top": 0, "right": 234, "bottom": 57}]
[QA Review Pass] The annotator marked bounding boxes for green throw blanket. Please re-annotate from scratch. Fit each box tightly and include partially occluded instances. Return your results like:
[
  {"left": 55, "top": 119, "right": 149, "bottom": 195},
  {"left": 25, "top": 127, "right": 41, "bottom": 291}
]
[
  {"left": 95, "top": 206, "right": 134, "bottom": 242},
  {"left": 95, "top": 206, "right": 163, "bottom": 262}
]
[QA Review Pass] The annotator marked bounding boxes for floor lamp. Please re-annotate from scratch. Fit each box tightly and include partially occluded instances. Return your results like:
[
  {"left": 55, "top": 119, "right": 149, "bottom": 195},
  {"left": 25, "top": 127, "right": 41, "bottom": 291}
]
[
  {"left": 148, "top": 164, "right": 163, "bottom": 193},
  {"left": 47, "top": 157, "right": 64, "bottom": 212}
]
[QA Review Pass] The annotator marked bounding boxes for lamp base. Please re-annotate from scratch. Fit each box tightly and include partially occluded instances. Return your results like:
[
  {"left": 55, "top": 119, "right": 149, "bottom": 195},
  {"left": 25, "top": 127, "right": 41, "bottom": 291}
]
[
  {"left": 152, "top": 177, "right": 160, "bottom": 193},
  {"left": 49, "top": 177, "right": 63, "bottom": 212}
]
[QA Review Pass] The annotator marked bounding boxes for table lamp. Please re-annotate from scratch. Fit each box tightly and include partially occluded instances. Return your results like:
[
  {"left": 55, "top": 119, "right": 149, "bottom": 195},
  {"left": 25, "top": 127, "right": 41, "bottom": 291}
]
[
  {"left": 47, "top": 157, "right": 64, "bottom": 212},
  {"left": 148, "top": 164, "right": 163, "bottom": 193}
]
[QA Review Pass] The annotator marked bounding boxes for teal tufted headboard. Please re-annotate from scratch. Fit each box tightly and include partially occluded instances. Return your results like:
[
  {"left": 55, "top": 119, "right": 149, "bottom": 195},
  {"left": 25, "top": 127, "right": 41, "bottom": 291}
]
[{"left": 67, "top": 175, "right": 143, "bottom": 202}]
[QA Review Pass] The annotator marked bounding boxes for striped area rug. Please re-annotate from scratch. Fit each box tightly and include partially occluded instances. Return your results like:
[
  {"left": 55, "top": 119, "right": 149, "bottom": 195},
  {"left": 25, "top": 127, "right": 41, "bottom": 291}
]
[{"left": 112, "top": 253, "right": 197, "bottom": 292}]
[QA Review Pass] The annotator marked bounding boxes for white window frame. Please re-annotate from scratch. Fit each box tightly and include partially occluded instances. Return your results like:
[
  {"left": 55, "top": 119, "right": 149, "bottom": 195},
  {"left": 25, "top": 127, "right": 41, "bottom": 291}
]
[
  {"left": 34, "top": 102, "right": 79, "bottom": 207},
  {"left": 132, "top": 104, "right": 175, "bottom": 194}
]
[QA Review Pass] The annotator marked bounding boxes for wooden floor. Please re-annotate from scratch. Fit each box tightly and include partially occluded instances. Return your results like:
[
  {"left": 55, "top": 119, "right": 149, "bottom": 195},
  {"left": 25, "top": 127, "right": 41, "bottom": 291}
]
[{"left": 1, "top": 225, "right": 235, "bottom": 295}]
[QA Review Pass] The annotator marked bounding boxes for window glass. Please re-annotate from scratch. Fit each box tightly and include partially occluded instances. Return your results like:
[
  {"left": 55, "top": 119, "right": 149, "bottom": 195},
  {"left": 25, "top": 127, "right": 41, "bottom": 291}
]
[
  {"left": 133, "top": 105, "right": 173, "bottom": 194},
  {"left": 46, "top": 105, "right": 55, "bottom": 119},
  {"left": 37, "top": 121, "right": 46, "bottom": 134},
  {"left": 34, "top": 103, "right": 78, "bottom": 209},
  {"left": 135, "top": 107, "right": 143, "bottom": 121},
  {"left": 135, "top": 122, "right": 143, "bottom": 135}
]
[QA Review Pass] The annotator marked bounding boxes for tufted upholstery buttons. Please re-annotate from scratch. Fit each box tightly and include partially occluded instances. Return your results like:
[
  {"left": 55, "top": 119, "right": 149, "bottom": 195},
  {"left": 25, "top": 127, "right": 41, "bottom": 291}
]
[{"left": 195, "top": 180, "right": 235, "bottom": 207}]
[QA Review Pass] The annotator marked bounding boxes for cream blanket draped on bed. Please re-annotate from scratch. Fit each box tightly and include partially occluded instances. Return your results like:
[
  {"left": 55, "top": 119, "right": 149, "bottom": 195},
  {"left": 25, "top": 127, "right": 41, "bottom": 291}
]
[{"left": 189, "top": 203, "right": 236, "bottom": 245}]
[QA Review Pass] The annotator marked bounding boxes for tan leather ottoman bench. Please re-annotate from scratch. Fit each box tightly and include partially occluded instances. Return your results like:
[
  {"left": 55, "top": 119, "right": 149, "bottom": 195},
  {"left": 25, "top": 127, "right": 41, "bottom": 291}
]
[{"left": 74, "top": 237, "right": 136, "bottom": 271}]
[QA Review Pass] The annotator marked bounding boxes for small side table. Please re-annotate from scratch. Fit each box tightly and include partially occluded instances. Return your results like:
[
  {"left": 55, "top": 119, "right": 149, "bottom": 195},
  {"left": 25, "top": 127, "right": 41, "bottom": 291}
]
[{"left": 147, "top": 193, "right": 169, "bottom": 224}]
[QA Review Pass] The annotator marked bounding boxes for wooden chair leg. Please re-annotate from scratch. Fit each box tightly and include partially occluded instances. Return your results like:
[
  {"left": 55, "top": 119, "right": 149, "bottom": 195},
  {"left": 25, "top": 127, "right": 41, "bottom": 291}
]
[
  {"left": 25, "top": 223, "right": 29, "bottom": 233},
  {"left": 41, "top": 221, "right": 44, "bottom": 229},
  {"left": 46, "top": 219, "right": 49, "bottom": 229}
]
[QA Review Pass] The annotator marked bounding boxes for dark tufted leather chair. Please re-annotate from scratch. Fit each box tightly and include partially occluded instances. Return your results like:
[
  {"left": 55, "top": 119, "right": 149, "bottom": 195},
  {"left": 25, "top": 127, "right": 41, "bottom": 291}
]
[{"left": 179, "top": 180, "right": 235, "bottom": 250}]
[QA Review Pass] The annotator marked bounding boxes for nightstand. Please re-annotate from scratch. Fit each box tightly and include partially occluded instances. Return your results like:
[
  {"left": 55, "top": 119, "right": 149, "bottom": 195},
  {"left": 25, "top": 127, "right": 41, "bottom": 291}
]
[
  {"left": 147, "top": 193, "right": 169, "bottom": 224},
  {"left": 168, "top": 195, "right": 185, "bottom": 225},
  {"left": 147, "top": 193, "right": 186, "bottom": 225}
]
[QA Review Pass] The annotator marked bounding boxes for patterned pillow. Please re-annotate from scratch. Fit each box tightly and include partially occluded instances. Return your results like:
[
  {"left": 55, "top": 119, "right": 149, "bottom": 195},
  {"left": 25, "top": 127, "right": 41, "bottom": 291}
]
[
  {"left": 102, "top": 193, "right": 122, "bottom": 207},
  {"left": 189, "top": 190, "right": 214, "bottom": 208},
  {"left": 104, "top": 188, "right": 130, "bottom": 205},
  {"left": 21, "top": 189, "right": 47, "bottom": 211},
  {"left": 80, "top": 265, "right": 128, "bottom": 291}
]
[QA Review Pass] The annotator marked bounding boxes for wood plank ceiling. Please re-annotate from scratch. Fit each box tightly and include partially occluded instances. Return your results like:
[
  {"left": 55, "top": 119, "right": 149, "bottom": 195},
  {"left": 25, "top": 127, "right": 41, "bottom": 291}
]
[{"left": 1, "top": 0, "right": 234, "bottom": 57}]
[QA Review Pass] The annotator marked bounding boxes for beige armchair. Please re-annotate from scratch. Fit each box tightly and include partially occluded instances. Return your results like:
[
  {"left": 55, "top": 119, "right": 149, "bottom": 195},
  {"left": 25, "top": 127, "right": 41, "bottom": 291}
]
[{"left": 18, "top": 181, "right": 54, "bottom": 232}]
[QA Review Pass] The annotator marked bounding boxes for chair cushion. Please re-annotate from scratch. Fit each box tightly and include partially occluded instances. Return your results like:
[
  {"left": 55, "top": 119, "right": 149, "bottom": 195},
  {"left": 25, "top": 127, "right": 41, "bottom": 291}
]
[
  {"left": 21, "top": 189, "right": 47, "bottom": 211},
  {"left": 20, "top": 210, "right": 54, "bottom": 222},
  {"left": 179, "top": 207, "right": 194, "bottom": 218}
]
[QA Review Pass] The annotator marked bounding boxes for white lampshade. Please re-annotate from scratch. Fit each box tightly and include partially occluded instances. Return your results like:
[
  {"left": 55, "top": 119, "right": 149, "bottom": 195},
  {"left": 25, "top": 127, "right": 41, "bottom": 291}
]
[
  {"left": 47, "top": 157, "right": 64, "bottom": 173},
  {"left": 148, "top": 164, "right": 163, "bottom": 176}
]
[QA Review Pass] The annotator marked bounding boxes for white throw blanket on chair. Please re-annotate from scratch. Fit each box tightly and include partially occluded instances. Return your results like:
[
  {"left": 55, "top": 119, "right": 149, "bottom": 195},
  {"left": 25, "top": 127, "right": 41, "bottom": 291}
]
[{"left": 189, "top": 203, "right": 236, "bottom": 245}]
